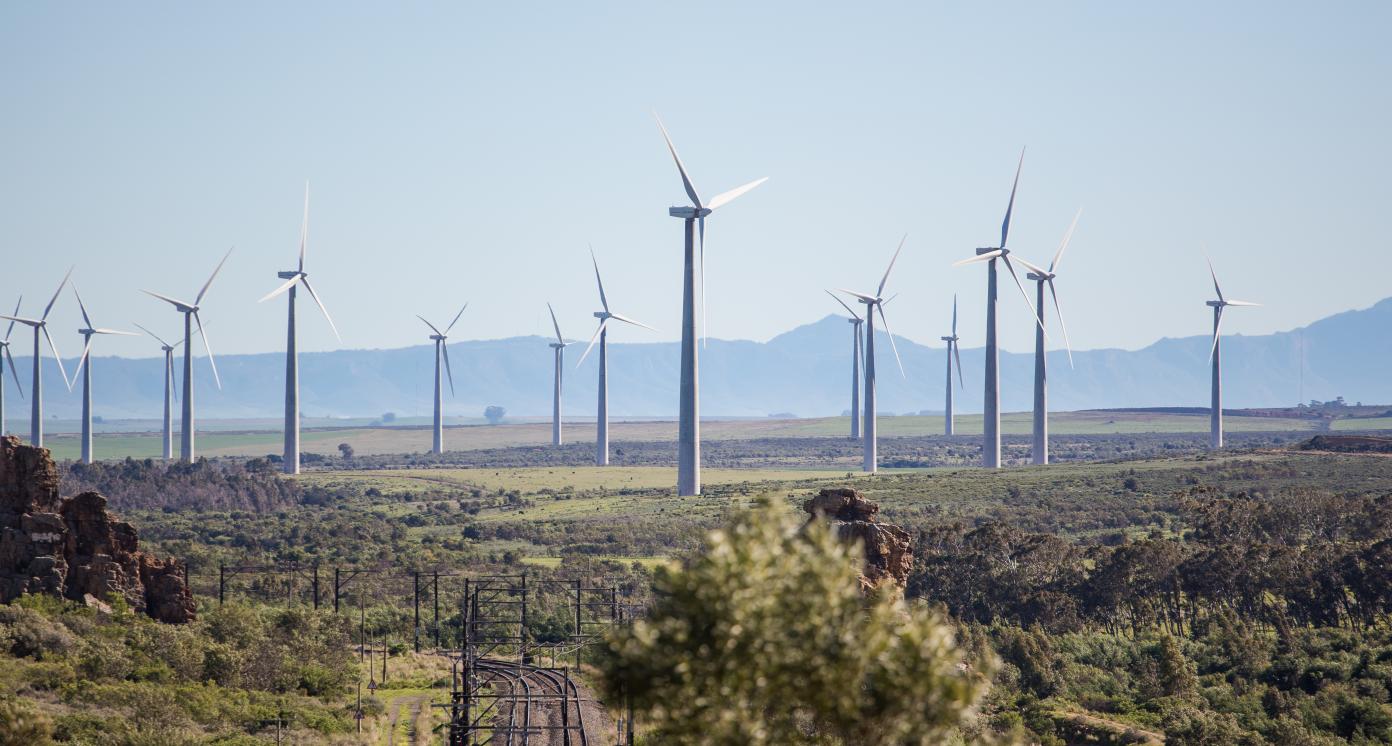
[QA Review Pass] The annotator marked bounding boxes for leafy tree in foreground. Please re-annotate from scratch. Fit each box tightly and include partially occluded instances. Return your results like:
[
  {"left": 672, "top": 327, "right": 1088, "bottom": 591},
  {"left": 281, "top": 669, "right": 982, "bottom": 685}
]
[{"left": 599, "top": 499, "right": 995, "bottom": 745}]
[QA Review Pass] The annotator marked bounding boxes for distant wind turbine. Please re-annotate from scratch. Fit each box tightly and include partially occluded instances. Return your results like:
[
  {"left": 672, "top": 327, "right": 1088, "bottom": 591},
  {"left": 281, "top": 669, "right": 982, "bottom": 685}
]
[
  {"left": 0, "top": 269, "right": 72, "bottom": 448},
  {"left": 837, "top": 236, "right": 908, "bottom": 473},
  {"left": 133, "top": 323, "right": 183, "bottom": 460},
  {"left": 418, "top": 304, "right": 467, "bottom": 455},
  {"left": 826, "top": 290, "right": 864, "bottom": 440},
  {"left": 1014, "top": 209, "right": 1082, "bottom": 465},
  {"left": 953, "top": 150, "right": 1045, "bottom": 468},
  {"left": 1205, "top": 256, "right": 1259, "bottom": 449},
  {"left": 577, "top": 248, "right": 655, "bottom": 466},
  {"left": 258, "top": 183, "right": 341, "bottom": 475},
  {"left": 655, "top": 113, "right": 767, "bottom": 496},
  {"left": 69, "top": 286, "right": 137, "bottom": 464},
  {"left": 0, "top": 297, "right": 24, "bottom": 436},
  {"left": 940, "top": 295, "right": 964, "bottom": 436},
  {"left": 143, "top": 248, "right": 232, "bottom": 462},
  {"left": 545, "top": 303, "right": 571, "bottom": 447}
]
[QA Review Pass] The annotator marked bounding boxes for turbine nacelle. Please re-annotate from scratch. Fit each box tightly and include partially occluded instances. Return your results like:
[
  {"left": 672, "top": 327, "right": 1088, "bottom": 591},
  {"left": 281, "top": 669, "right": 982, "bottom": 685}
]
[
  {"left": 668, "top": 206, "right": 711, "bottom": 219},
  {"left": 276, "top": 270, "right": 304, "bottom": 281},
  {"left": 1026, "top": 271, "right": 1056, "bottom": 282}
]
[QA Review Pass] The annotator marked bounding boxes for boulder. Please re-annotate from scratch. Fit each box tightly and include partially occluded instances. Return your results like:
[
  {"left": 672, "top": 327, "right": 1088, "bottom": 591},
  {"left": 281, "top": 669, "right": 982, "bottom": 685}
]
[{"left": 803, "top": 487, "right": 913, "bottom": 593}]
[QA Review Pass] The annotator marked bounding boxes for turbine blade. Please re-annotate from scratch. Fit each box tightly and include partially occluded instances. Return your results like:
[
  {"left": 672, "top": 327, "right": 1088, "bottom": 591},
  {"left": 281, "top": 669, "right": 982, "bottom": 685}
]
[
  {"left": 258, "top": 275, "right": 300, "bottom": 303},
  {"left": 1206, "top": 255, "right": 1224, "bottom": 302},
  {"left": 445, "top": 303, "right": 468, "bottom": 334},
  {"left": 195, "top": 247, "right": 234, "bottom": 306},
  {"left": 41, "top": 326, "right": 68, "bottom": 390},
  {"left": 195, "top": 311, "right": 221, "bottom": 390},
  {"left": 300, "top": 277, "right": 340, "bottom": 341},
  {"left": 92, "top": 328, "right": 138, "bottom": 336},
  {"left": 576, "top": 319, "right": 609, "bottom": 368},
  {"left": 1209, "top": 306, "right": 1225, "bottom": 364},
  {"left": 835, "top": 288, "right": 877, "bottom": 303},
  {"left": 706, "top": 177, "right": 768, "bottom": 211},
  {"left": 653, "top": 112, "right": 703, "bottom": 208},
  {"left": 877, "top": 234, "right": 907, "bottom": 298},
  {"left": 71, "top": 336, "right": 94, "bottom": 391},
  {"left": 143, "top": 289, "right": 191, "bottom": 309},
  {"left": 5, "top": 346, "right": 23, "bottom": 398},
  {"left": 1048, "top": 279, "right": 1073, "bottom": 367},
  {"left": 72, "top": 285, "right": 93, "bottom": 329},
  {"left": 1002, "top": 255, "right": 1046, "bottom": 337},
  {"left": 42, "top": 267, "right": 73, "bottom": 322},
  {"left": 1001, "top": 148, "right": 1025, "bottom": 248},
  {"left": 417, "top": 315, "right": 444, "bottom": 336},
  {"left": 953, "top": 341, "right": 964, "bottom": 389},
  {"left": 0, "top": 315, "right": 41, "bottom": 328},
  {"left": 299, "top": 181, "right": 309, "bottom": 273},
  {"left": 589, "top": 245, "right": 610, "bottom": 313},
  {"left": 547, "top": 302, "right": 564, "bottom": 344},
  {"left": 1225, "top": 300, "right": 1261, "bottom": 307},
  {"left": 169, "top": 354, "right": 178, "bottom": 403},
  {"left": 442, "top": 342, "right": 455, "bottom": 396},
  {"left": 4, "top": 296, "right": 21, "bottom": 343},
  {"left": 133, "top": 322, "right": 171, "bottom": 348},
  {"left": 1012, "top": 254, "right": 1049, "bottom": 276},
  {"left": 608, "top": 312, "right": 658, "bottom": 333},
  {"left": 877, "top": 304, "right": 906, "bottom": 379},
  {"left": 826, "top": 289, "right": 860, "bottom": 320},
  {"left": 951, "top": 294, "right": 958, "bottom": 335},
  {"left": 953, "top": 250, "right": 1001, "bottom": 267},
  {"left": 1050, "top": 208, "right": 1082, "bottom": 273}
]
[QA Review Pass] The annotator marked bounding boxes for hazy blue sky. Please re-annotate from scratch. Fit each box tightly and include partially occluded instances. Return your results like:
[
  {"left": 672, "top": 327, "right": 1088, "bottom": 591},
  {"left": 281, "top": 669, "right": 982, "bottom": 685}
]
[{"left": 1, "top": 1, "right": 1388, "bottom": 360}]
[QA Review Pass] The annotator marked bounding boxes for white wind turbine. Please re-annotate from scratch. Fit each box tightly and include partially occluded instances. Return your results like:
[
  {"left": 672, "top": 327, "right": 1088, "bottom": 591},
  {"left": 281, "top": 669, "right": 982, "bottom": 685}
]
[
  {"left": 577, "top": 248, "right": 656, "bottom": 466},
  {"left": 545, "top": 303, "right": 571, "bottom": 447},
  {"left": 418, "top": 304, "right": 467, "bottom": 455},
  {"left": 940, "top": 295, "right": 964, "bottom": 436},
  {"left": 133, "top": 323, "right": 183, "bottom": 460},
  {"left": 1012, "top": 209, "right": 1082, "bottom": 465},
  {"left": 258, "top": 183, "right": 341, "bottom": 475},
  {"left": 1205, "top": 256, "right": 1259, "bottom": 449},
  {"left": 837, "top": 236, "right": 908, "bottom": 473},
  {"left": 0, "top": 297, "right": 24, "bottom": 435},
  {"left": 826, "top": 290, "right": 864, "bottom": 440},
  {"left": 143, "top": 248, "right": 232, "bottom": 462},
  {"left": 0, "top": 269, "right": 72, "bottom": 447},
  {"left": 69, "top": 286, "right": 137, "bottom": 464},
  {"left": 655, "top": 113, "right": 767, "bottom": 496},
  {"left": 953, "top": 151, "right": 1046, "bottom": 468}
]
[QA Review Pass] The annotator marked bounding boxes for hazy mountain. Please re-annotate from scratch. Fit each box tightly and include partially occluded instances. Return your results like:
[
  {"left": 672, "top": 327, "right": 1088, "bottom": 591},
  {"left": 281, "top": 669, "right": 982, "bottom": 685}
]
[{"left": 7, "top": 298, "right": 1387, "bottom": 422}]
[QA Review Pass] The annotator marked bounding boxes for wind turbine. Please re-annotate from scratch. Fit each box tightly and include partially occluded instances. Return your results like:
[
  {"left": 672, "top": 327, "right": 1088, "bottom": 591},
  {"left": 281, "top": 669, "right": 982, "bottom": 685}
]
[
  {"left": 836, "top": 236, "right": 907, "bottom": 473},
  {"left": 0, "top": 297, "right": 23, "bottom": 435},
  {"left": 826, "top": 290, "right": 864, "bottom": 440},
  {"left": 0, "top": 269, "right": 72, "bottom": 447},
  {"left": 133, "top": 323, "right": 183, "bottom": 460},
  {"left": 940, "top": 295, "right": 964, "bottom": 436},
  {"left": 258, "top": 183, "right": 341, "bottom": 475},
  {"left": 143, "top": 248, "right": 232, "bottom": 462},
  {"left": 577, "top": 248, "right": 655, "bottom": 466},
  {"left": 655, "top": 113, "right": 767, "bottom": 496},
  {"left": 418, "top": 304, "right": 466, "bottom": 455},
  {"left": 545, "top": 303, "right": 571, "bottom": 447},
  {"left": 1014, "top": 209, "right": 1082, "bottom": 465},
  {"left": 952, "top": 150, "right": 1045, "bottom": 468},
  {"left": 69, "top": 287, "right": 137, "bottom": 464},
  {"left": 1205, "top": 256, "right": 1259, "bottom": 449}
]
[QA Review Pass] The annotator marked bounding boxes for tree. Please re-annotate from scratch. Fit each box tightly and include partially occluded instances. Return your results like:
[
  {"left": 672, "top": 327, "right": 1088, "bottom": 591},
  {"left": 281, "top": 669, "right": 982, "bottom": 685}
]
[
  {"left": 599, "top": 499, "right": 994, "bottom": 745},
  {"left": 337, "top": 443, "right": 354, "bottom": 460},
  {"left": 483, "top": 406, "right": 506, "bottom": 425}
]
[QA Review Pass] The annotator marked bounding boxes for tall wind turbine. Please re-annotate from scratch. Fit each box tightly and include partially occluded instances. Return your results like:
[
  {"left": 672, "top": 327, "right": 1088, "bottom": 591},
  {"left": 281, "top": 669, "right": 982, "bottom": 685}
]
[
  {"left": 0, "top": 298, "right": 23, "bottom": 435},
  {"left": 143, "top": 249, "right": 232, "bottom": 462},
  {"left": 1014, "top": 209, "right": 1081, "bottom": 465},
  {"left": 133, "top": 323, "right": 182, "bottom": 460},
  {"left": 836, "top": 237, "right": 907, "bottom": 473},
  {"left": 418, "top": 304, "right": 466, "bottom": 455},
  {"left": 1205, "top": 257, "right": 1259, "bottom": 449},
  {"left": 826, "top": 290, "right": 864, "bottom": 440},
  {"left": 545, "top": 303, "right": 571, "bottom": 447},
  {"left": 952, "top": 151, "right": 1045, "bottom": 468},
  {"left": 0, "top": 269, "right": 72, "bottom": 447},
  {"left": 577, "top": 248, "right": 655, "bottom": 466},
  {"left": 940, "top": 295, "right": 964, "bottom": 436},
  {"left": 258, "top": 183, "right": 341, "bottom": 475},
  {"left": 69, "top": 287, "right": 137, "bottom": 464}
]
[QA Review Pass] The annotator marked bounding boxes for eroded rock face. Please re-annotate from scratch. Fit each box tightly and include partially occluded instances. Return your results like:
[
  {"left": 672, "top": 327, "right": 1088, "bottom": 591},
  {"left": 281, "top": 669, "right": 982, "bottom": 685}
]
[
  {"left": 803, "top": 487, "right": 912, "bottom": 593},
  {"left": 0, "top": 436, "right": 195, "bottom": 623}
]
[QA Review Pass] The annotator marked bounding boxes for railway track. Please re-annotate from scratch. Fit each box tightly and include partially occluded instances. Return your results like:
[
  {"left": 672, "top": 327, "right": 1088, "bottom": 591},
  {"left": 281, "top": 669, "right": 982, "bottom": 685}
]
[{"left": 473, "top": 657, "right": 589, "bottom": 745}]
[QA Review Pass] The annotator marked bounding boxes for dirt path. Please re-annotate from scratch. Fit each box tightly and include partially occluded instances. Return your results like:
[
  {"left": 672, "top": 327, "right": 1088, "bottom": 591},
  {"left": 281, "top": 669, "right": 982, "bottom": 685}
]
[{"left": 386, "top": 695, "right": 428, "bottom": 745}]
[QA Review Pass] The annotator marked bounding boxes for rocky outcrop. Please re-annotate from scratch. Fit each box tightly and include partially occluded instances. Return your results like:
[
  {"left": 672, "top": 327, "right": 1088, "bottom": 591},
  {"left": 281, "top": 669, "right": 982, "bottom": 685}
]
[
  {"left": 803, "top": 487, "right": 912, "bottom": 593},
  {"left": 0, "top": 436, "right": 195, "bottom": 622}
]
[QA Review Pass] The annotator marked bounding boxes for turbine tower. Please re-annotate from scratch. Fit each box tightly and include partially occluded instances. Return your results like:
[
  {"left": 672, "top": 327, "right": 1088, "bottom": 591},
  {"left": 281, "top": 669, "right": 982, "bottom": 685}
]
[
  {"left": 836, "top": 236, "right": 907, "bottom": 473},
  {"left": 1205, "top": 257, "right": 1259, "bottom": 449},
  {"left": 0, "top": 269, "right": 72, "bottom": 447},
  {"left": 133, "top": 323, "right": 182, "bottom": 460},
  {"left": 545, "top": 303, "right": 571, "bottom": 447},
  {"left": 940, "top": 295, "right": 964, "bottom": 436},
  {"left": 953, "top": 151, "right": 1044, "bottom": 468},
  {"left": 826, "top": 290, "right": 864, "bottom": 440},
  {"left": 0, "top": 298, "right": 24, "bottom": 435},
  {"left": 417, "top": 305, "right": 466, "bottom": 455},
  {"left": 143, "top": 249, "right": 232, "bottom": 462},
  {"left": 655, "top": 114, "right": 767, "bottom": 496},
  {"left": 258, "top": 183, "right": 341, "bottom": 475},
  {"left": 69, "top": 287, "right": 137, "bottom": 464},
  {"left": 577, "top": 248, "right": 655, "bottom": 466},
  {"left": 1015, "top": 209, "right": 1081, "bottom": 465}
]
